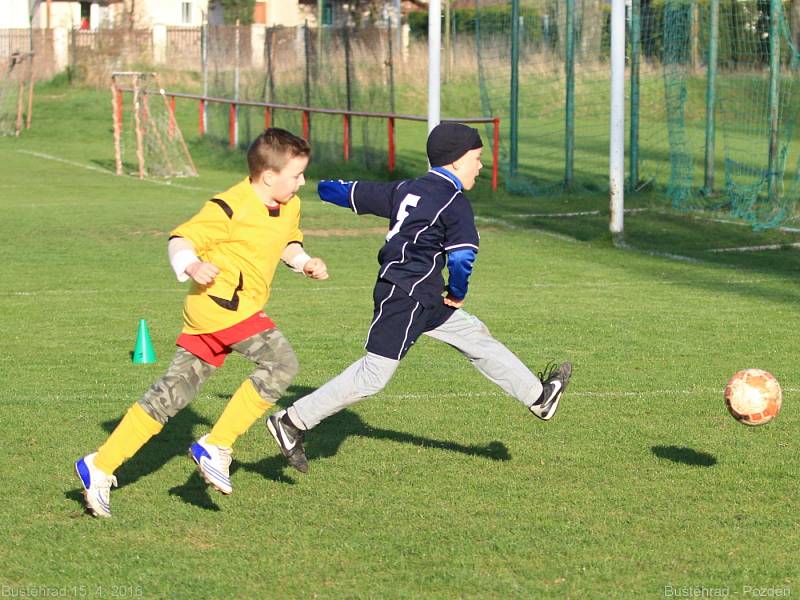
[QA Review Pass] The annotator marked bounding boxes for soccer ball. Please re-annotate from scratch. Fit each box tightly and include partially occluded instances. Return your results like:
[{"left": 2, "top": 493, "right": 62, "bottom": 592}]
[{"left": 724, "top": 368, "right": 782, "bottom": 426}]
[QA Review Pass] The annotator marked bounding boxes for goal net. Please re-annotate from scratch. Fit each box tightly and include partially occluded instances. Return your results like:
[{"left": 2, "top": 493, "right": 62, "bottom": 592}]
[{"left": 111, "top": 72, "right": 197, "bottom": 178}]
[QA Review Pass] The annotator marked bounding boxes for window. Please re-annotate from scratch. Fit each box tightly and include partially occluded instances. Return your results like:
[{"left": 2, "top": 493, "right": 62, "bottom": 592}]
[{"left": 181, "top": 2, "right": 192, "bottom": 24}]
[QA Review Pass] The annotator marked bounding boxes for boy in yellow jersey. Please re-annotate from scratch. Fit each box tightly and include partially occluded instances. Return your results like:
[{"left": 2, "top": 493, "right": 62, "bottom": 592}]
[{"left": 75, "top": 128, "right": 328, "bottom": 517}]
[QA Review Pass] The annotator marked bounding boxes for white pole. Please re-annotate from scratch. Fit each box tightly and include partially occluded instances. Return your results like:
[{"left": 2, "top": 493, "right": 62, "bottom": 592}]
[
  {"left": 428, "top": 0, "right": 441, "bottom": 133},
  {"left": 609, "top": 0, "right": 625, "bottom": 237}
]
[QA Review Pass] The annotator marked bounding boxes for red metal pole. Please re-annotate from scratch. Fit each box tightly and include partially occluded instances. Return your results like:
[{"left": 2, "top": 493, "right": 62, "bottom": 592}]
[
  {"left": 265, "top": 106, "right": 271, "bottom": 129},
  {"left": 229, "top": 103, "right": 236, "bottom": 148},
  {"left": 168, "top": 95, "right": 176, "bottom": 140},
  {"left": 343, "top": 115, "right": 350, "bottom": 162},
  {"left": 492, "top": 117, "right": 500, "bottom": 192},
  {"left": 115, "top": 87, "right": 123, "bottom": 131},
  {"left": 302, "top": 111, "right": 310, "bottom": 140},
  {"left": 388, "top": 117, "right": 395, "bottom": 173},
  {"left": 198, "top": 100, "right": 205, "bottom": 136}
]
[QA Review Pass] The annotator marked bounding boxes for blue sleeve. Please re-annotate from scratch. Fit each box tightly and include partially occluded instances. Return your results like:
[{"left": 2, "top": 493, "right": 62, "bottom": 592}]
[
  {"left": 446, "top": 248, "right": 477, "bottom": 300},
  {"left": 318, "top": 180, "right": 354, "bottom": 209}
]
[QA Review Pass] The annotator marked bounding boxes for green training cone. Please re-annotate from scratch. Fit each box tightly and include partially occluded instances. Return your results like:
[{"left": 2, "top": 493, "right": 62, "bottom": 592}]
[{"left": 132, "top": 319, "right": 157, "bottom": 364}]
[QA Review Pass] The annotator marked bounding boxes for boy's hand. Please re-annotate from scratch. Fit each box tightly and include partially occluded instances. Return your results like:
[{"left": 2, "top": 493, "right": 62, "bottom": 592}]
[
  {"left": 443, "top": 293, "right": 464, "bottom": 309},
  {"left": 185, "top": 261, "right": 220, "bottom": 285},
  {"left": 303, "top": 257, "right": 329, "bottom": 280}
]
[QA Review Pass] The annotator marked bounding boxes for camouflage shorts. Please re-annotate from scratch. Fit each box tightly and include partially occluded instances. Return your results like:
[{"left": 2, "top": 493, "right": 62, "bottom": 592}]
[{"left": 138, "top": 328, "right": 298, "bottom": 424}]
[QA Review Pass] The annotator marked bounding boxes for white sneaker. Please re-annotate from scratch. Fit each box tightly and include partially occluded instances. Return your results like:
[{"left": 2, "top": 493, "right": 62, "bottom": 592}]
[
  {"left": 189, "top": 434, "right": 232, "bottom": 495},
  {"left": 75, "top": 453, "right": 118, "bottom": 518}
]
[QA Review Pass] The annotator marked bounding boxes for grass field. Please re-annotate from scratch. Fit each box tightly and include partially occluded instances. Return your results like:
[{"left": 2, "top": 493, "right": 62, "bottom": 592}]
[{"left": 1, "top": 79, "right": 799, "bottom": 599}]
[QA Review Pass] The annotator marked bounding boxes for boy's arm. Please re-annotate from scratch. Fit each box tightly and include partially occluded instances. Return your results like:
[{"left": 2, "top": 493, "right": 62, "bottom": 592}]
[
  {"left": 168, "top": 236, "right": 220, "bottom": 285},
  {"left": 168, "top": 198, "right": 233, "bottom": 284},
  {"left": 318, "top": 179, "right": 403, "bottom": 219},
  {"left": 441, "top": 196, "right": 480, "bottom": 307},
  {"left": 444, "top": 248, "right": 477, "bottom": 307},
  {"left": 281, "top": 242, "right": 329, "bottom": 280}
]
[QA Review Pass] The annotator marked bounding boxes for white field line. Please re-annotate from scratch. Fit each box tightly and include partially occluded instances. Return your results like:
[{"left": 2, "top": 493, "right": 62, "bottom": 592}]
[
  {"left": 16, "top": 149, "right": 213, "bottom": 192},
  {"left": 1, "top": 285, "right": 375, "bottom": 297},
  {"left": 475, "top": 216, "right": 579, "bottom": 243},
  {"left": 613, "top": 238, "right": 706, "bottom": 265},
  {"left": 385, "top": 387, "right": 800, "bottom": 401},
  {"left": 507, "top": 207, "right": 650, "bottom": 218},
  {"left": 707, "top": 242, "right": 800, "bottom": 253},
  {"left": 4, "top": 277, "right": 787, "bottom": 298}
]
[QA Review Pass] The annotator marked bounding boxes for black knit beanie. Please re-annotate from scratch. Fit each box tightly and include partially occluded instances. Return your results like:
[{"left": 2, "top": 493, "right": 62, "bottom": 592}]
[{"left": 426, "top": 123, "right": 483, "bottom": 167}]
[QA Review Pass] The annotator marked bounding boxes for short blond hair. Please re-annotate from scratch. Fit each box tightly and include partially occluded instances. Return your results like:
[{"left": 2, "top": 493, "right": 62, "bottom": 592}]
[{"left": 247, "top": 128, "right": 311, "bottom": 177}]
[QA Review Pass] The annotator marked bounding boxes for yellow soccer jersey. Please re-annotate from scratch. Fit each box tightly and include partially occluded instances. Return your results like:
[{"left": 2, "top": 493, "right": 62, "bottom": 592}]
[{"left": 170, "top": 177, "right": 303, "bottom": 334}]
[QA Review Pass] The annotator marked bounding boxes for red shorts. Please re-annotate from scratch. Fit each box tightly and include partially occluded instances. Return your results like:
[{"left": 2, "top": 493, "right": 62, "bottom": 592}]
[{"left": 177, "top": 311, "right": 276, "bottom": 367}]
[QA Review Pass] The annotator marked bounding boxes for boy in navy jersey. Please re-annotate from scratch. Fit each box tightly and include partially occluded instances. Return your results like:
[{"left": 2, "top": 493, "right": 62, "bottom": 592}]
[{"left": 267, "top": 122, "right": 571, "bottom": 473}]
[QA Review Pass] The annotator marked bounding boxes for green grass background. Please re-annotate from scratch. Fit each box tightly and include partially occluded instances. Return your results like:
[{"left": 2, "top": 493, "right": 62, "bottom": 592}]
[{"left": 0, "top": 80, "right": 798, "bottom": 599}]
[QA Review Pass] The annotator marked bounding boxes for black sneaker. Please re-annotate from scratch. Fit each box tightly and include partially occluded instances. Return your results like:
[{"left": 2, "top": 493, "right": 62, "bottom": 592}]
[
  {"left": 530, "top": 361, "right": 572, "bottom": 421},
  {"left": 267, "top": 411, "right": 309, "bottom": 473}
]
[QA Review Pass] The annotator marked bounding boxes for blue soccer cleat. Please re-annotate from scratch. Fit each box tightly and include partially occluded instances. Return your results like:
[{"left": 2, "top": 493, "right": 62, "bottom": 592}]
[
  {"left": 75, "top": 453, "right": 118, "bottom": 518},
  {"left": 189, "top": 434, "right": 233, "bottom": 495}
]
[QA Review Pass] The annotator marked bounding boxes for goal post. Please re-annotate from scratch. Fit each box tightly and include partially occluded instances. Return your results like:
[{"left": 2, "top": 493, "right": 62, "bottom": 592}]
[
  {"left": 111, "top": 71, "right": 197, "bottom": 179},
  {"left": 609, "top": 0, "right": 626, "bottom": 238}
]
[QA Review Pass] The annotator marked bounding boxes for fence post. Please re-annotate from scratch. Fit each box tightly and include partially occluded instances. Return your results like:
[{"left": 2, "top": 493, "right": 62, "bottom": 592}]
[
  {"left": 343, "top": 114, "right": 350, "bottom": 161},
  {"left": 112, "top": 78, "right": 123, "bottom": 175},
  {"left": 767, "top": 0, "right": 780, "bottom": 202},
  {"left": 387, "top": 19, "right": 396, "bottom": 114},
  {"left": 509, "top": 0, "right": 520, "bottom": 177},
  {"left": 302, "top": 111, "right": 310, "bottom": 140},
  {"left": 388, "top": 117, "right": 396, "bottom": 173},
  {"left": 304, "top": 21, "right": 312, "bottom": 139},
  {"left": 201, "top": 19, "right": 208, "bottom": 134},
  {"left": 153, "top": 24, "right": 167, "bottom": 64},
  {"left": 343, "top": 25, "right": 353, "bottom": 158},
  {"left": 565, "top": 0, "right": 575, "bottom": 189},
  {"left": 198, "top": 99, "right": 205, "bottom": 136},
  {"left": 703, "top": 0, "right": 719, "bottom": 196},
  {"left": 231, "top": 21, "right": 240, "bottom": 147},
  {"left": 53, "top": 27, "right": 68, "bottom": 72},
  {"left": 492, "top": 118, "right": 500, "bottom": 192},
  {"left": 229, "top": 103, "right": 237, "bottom": 148},
  {"left": 168, "top": 95, "right": 176, "bottom": 140},
  {"left": 629, "top": 0, "right": 641, "bottom": 190},
  {"left": 251, "top": 24, "right": 265, "bottom": 68},
  {"left": 265, "top": 106, "right": 271, "bottom": 129}
]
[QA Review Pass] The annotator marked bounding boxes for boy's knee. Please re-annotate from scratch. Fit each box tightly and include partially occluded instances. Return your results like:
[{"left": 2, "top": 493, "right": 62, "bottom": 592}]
[
  {"left": 249, "top": 346, "right": 299, "bottom": 401},
  {"left": 137, "top": 373, "right": 199, "bottom": 424},
  {"left": 358, "top": 353, "right": 398, "bottom": 395}
]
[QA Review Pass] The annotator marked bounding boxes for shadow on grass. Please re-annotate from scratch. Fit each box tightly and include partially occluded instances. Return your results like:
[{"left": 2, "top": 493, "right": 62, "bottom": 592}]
[
  {"left": 67, "top": 385, "right": 510, "bottom": 514},
  {"left": 262, "top": 407, "right": 510, "bottom": 466},
  {"left": 651, "top": 445, "right": 717, "bottom": 467}
]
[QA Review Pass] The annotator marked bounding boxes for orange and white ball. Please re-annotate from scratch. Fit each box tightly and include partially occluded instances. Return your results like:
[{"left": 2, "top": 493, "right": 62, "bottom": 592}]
[{"left": 724, "top": 368, "right": 782, "bottom": 426}]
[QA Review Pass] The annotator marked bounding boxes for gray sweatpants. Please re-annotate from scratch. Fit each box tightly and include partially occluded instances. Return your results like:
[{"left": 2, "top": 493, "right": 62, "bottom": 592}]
[{"left": 289, "top": 309, "right": 542, "bottom": 430}]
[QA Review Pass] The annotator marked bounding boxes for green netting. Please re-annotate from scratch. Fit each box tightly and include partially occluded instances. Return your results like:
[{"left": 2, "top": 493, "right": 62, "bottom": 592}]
[
  {"left": 205, "top": 24, "right": 391, "bottom": 171},
  {"left": 474, "top": 0, "right": 800, "bottom": 229}
]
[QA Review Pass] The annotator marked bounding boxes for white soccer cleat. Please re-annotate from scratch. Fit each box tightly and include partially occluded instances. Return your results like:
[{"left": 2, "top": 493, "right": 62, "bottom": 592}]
[
  {"left": 75, "top": 453, "right": 118, "bottom": 518},
  {"left": 189, "top": 434, "right": 233, "bottom": 495}
]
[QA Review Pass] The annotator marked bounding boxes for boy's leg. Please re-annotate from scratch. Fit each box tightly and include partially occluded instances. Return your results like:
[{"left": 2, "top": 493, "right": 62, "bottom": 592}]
[
  {"left": 268, "top": 352, "right": 398, "bottom": 473},
  {"left": 424, "top": 309, "right": 567, "bottom": 414},
  {"left": 285, "top": 280, "right": 416, "bottom": 432},
  {"left": 288, "top": 352, "right": 399, "bottom": 430},
  {"left": 95, "top": 347, "right": 216, "bottom": 474},
  {"left": 205, "top": 328, "right": 299, "bottom": 449},
  {"left": 77, "top": 347, "right": 214, "bottom": 517}
]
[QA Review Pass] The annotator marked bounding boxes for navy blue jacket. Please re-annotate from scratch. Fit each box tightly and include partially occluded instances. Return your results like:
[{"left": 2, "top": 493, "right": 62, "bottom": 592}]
[{"left": 319, "top": 169, "right": 480, "bottom": 307}]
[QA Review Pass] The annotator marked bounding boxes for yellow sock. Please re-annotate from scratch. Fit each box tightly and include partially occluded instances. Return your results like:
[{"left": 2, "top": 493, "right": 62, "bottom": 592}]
[
  {"left": 206, "top": 379, "right": 273, "bottom": 449},
  {"left": 94, "top": 403, "right": 163, "bottom": 474}
]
